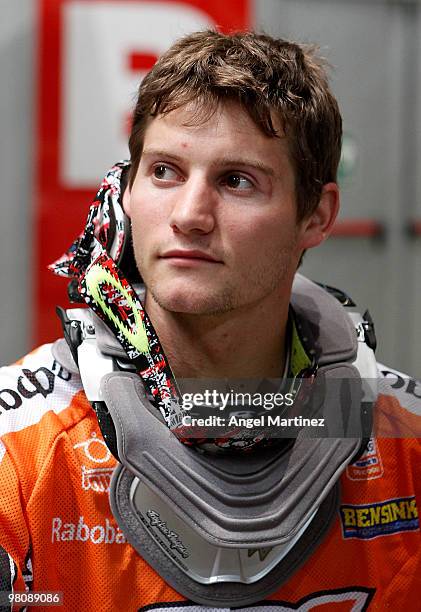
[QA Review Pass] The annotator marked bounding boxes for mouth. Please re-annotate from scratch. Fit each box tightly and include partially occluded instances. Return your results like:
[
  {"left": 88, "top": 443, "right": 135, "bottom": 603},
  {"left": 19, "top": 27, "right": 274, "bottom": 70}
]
[{"left": 160, "top": 250, "right": 222, "bottom": 264}]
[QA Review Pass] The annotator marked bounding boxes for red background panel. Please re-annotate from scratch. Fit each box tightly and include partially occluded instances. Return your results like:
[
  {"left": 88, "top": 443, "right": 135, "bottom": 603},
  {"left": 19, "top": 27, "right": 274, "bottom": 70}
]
[{"left": 35, "top": 0, "right": 251, "bottom": 347}]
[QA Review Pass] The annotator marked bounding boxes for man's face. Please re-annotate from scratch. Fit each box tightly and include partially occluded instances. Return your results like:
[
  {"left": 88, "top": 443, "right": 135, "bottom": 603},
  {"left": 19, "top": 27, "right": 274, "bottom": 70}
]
[{"left": 123, "top": 102, "right": 309, "bottom": 316}]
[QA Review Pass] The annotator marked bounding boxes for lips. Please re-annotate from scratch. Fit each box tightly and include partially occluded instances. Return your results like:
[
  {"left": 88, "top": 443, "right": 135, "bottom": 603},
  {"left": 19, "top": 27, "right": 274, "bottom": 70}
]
[{"left": 160, "top": 249, "right": 222, "bottom": 263}]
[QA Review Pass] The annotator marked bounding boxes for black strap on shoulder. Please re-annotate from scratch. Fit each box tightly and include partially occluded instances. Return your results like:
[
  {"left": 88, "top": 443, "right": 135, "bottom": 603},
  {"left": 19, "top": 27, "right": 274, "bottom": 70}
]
[{"left": 0, "top": 545, "right": 14, "bottom": 611}]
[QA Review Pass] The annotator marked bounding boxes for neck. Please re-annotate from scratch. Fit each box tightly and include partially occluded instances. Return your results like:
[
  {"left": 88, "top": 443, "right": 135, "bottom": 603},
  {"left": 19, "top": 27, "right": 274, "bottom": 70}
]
[{"left": 144, "top": 290, "right": 291, "bottom": 380}]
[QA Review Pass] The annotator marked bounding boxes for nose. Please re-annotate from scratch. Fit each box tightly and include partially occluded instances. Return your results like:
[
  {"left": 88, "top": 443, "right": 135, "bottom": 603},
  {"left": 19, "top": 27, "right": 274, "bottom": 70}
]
[{"left": 169, "top": 174, "right": 216, "bottom": 236}]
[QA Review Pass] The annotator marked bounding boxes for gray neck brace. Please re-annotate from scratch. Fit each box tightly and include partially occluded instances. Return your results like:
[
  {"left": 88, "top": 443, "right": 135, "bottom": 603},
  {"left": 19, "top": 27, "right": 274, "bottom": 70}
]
[
  {"left": 54, "top": 274, "right": 377, "bottom": 606},
  {"left": 106, "top": 370, "right": 360, "bottom": 607}
]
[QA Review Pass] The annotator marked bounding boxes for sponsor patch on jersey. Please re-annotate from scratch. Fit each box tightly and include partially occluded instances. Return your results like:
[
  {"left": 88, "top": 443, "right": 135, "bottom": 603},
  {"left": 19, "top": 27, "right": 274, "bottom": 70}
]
[
  {"left": 81, "top": 465, "right": 113, "bottom": 493},
  {"left": 73, "top": 431, "right": 116, "bottom": 493},
  {"left": 0, "top": 360, "right": 72, "bottom": 414},
  {"left": 379, "top": 365, "right": 421, "bottom": 417},
  {"left": 51, "top": 516, "right": 126, "bottom": 545},
  {"left": 346, "top": 438, "right": 383, "bottom": 481},
  {"left": 340, "top": 496, "right": 419, "bottom": 540}
]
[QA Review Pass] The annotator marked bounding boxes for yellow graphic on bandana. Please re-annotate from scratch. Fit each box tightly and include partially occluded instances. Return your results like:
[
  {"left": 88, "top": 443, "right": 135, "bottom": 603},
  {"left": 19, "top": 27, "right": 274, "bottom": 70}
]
[{"left": 84, "top": 264, "right": 149, "bottom": 354}]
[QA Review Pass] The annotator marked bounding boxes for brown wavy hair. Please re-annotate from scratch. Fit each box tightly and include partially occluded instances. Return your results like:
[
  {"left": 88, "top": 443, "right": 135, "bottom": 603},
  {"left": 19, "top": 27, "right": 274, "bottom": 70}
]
[{"left": 128, "top": 30, "right": 342, "bottom": 221}]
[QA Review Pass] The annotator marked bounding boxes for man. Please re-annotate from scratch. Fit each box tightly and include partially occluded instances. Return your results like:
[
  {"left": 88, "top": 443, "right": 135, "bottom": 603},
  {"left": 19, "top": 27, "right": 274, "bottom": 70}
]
[{"left": 0, "top": 30, "right": 420, "bottom": 611}]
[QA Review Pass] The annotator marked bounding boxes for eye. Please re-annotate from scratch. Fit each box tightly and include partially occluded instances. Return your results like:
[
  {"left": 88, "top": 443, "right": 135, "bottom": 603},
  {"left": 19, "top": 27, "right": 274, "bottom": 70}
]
[
  {"left": 153, "top": 164, "right": 179, "bottom": 181},
  {"left": 223, "top": 173, "right": 253, "bottom": 190}
]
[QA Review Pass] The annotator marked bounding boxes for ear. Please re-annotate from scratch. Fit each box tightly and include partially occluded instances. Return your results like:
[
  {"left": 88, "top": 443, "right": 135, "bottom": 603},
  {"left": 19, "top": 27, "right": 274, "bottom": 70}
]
[
  {"left": 297, "top": 183, "right": 340, "bottom": 250},
  {"left": 122, "top": 183, "right": 132, "bottom": 218}
]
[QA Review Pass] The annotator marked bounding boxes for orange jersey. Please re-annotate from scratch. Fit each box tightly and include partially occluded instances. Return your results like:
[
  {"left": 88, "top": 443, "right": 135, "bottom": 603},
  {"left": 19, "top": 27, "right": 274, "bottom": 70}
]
[{"left": 0, "top": 343, "right": 420, "bottom": 611}]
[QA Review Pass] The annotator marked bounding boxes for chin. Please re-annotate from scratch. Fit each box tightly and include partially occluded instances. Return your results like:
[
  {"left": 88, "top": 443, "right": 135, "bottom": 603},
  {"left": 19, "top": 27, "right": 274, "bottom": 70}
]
[{"left": 149, "top": 285, "right": 236, "bottom": 316}]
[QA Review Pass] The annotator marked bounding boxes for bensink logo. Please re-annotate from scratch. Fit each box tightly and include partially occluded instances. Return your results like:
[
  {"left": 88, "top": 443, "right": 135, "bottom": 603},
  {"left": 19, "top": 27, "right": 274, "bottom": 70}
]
[{"left": 340, "top": 496, "right": 419, "bottom": 540}]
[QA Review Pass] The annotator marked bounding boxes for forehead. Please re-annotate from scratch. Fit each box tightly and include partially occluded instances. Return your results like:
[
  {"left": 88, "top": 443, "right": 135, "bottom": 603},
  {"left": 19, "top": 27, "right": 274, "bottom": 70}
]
[{"left": 141, "top": 101, "right": 293, "bottom": 173}]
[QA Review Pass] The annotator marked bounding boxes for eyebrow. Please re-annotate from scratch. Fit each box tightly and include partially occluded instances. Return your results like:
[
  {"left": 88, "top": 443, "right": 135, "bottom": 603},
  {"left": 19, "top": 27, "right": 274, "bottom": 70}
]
[
  {"left": 141, "top": 149, "right": 183, "bottom": 163},
  {"left": 212, "top": 156, "right": 275, "bottom": 178},
  {"left": 141, "top": 149, "right": 276, "bottom": 178}
]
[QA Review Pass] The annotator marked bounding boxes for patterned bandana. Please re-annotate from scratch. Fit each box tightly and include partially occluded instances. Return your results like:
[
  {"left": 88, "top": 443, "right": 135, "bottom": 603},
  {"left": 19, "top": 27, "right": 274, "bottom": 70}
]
[{"left": 51, "top": 161, "right": 130, "bottom": 278}]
